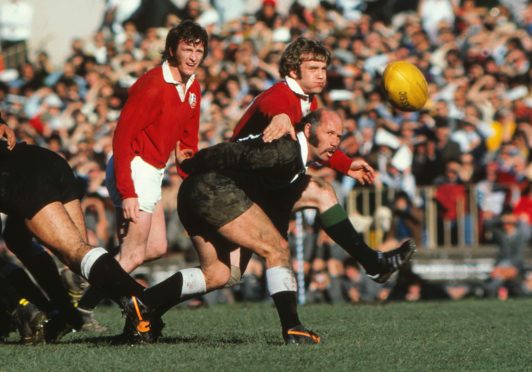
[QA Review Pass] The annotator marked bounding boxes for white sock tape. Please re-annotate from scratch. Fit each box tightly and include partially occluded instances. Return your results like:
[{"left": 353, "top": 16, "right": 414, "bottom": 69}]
[
  {"left": 80, "top": 247, "right": 107, "bottom": 280},
  {"left": 180, "top": 268, "right": 207, "bottom": 297},
  {"left": 266, "top": 266, "right": 297, "bottom": 295}
]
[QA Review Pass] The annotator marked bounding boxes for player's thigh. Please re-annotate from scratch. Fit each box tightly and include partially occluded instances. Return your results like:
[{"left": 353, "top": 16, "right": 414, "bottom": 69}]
[
  {"left": 292, "top": 176, "right": 338, "bottom": 211},
  {"left": 119, "top": 211, "right": 153, "bottom": 249},
  {"left": 218, "top": 203, "right": 288, "bottom": 260},
  {"left": 24, "top": 201, "right": 89, "bottom": 266}
]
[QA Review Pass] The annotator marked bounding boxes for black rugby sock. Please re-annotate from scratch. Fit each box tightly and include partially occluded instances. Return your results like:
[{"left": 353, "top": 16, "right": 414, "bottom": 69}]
[
  {"left": 271, "top": 291, "right": 301, "bottom": 333},
  {"left": 21, "top": 249, "right": 80, "bottom": 324},
  {"left": 86, "top": 253, "right": 144, "bottom": 304},
  {"left": 77, "top": 286, "right": 104, "bottom": 312},
  {"left": 320, "top": 204, "right": 379, "bottom": 275},
  {"left": 142, "top": 272, "right": 184, "bottom": 315}
]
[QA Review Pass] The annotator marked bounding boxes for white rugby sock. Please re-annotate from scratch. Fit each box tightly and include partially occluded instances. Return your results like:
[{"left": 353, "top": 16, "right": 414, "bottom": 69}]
[
  {"left": 180, "top": 268, "right": 207, "bottom": 297},
  {"left": 80, "top": 247, "right": 107, "bottom": 280},
  {"left": 266, "top": 266, "right": 297, "bottom": 295}
]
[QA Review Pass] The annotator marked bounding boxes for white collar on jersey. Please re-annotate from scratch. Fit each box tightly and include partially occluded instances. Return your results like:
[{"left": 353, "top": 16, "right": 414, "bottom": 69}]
[
  {"left": 162, "top": 60, "right": 196, "bottom": 102},
  {"left": 290, "top": 131, "right": 309, "bottom": 184},
  {"left": 296, "top": 131, "right": 309, "bottom": 168},
  {"left": 285, "top": 76, "right": 309, "bottom": 102}
]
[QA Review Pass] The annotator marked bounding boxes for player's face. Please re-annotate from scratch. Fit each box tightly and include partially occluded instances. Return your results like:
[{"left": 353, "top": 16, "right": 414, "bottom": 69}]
[
  {"left": 172, "top": 40, "right": 205, "bottom": 81},
  {"left": 292, "top": 58, "right": 327, "bottom": 94},
  {"left": 313, "top": 111, "right": 343, "bottom": 163}
]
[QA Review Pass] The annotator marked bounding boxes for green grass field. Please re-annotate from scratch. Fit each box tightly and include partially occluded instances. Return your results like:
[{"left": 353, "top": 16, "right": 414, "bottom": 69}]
[{"left": 1, "top": 298, "right": 531, "bottom": 371}]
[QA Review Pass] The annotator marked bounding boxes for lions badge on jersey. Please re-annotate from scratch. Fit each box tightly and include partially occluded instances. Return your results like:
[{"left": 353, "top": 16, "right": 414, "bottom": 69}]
[{"left": 189, "top": 93, "right": 197, "bottom": 109}]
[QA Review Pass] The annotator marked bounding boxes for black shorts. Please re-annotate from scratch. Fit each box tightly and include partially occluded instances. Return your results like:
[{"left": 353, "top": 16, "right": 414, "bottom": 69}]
[
  {"left": 0, "top": 143, "right": 83, "bottom": 218},
  {"left": 178, "top": 170, "right": 310, "bottom": 239},
  {"left": 178, "top": 171, "right": 253, "bottom": 236}
]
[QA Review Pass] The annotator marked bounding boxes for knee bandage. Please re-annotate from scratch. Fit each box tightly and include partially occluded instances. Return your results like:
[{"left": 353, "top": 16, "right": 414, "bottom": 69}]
[{"left": 224, "top": 265, "right": 242, "bottom": 288}]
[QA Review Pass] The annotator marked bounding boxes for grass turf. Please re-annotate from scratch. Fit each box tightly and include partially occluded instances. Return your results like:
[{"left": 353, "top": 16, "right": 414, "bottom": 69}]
[{"left": 1, "top": 298, "right": 530, "bottom": 371}]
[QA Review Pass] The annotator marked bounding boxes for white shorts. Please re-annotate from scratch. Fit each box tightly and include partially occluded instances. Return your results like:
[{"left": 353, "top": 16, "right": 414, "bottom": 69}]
[{"left": 106, "top": 156, "right": 164, "bottom": 213}]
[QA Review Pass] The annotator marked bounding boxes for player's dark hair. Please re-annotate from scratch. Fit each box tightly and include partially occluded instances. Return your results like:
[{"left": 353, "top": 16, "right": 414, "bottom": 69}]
[
  {"left": 278, "top": 37, "right": 331, "bottom": 78},
  {"left": 295, "top": 108, "right": 329, "bottom": 146},
  {"left": 161, "top": 20, "right": 208, "bottom": 62}
]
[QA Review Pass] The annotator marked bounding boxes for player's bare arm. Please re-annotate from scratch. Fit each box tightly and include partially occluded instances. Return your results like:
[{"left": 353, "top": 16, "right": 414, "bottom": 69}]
[{"left": 347, "top": 158, "right": 376, "bottom": 185}]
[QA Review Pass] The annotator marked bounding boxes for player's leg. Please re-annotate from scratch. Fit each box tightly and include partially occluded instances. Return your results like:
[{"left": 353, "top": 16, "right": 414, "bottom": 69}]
[
  {"left": 0, "top": 277, "right": 46, "bottom": 344},
  {"left": 143, "top": 201, "right": 168, "bottom": 262},
  {"left": 179, "top": 171, "right": 318, "bottom": 343},
  {"left": 78, "top": 203, "right": 160, "bottom": 320},
  {"left": 24, "top": 201, "right": 144, "bottom": 302},
  {"left": 0, "top": 257, "right": 53, "bottom": 318},
  {"left": 114, "top": 155, "right": 167, "bottom": 271},
  {"left": 61, "top": 199, "right": 107, "bottom": 331},
  {"left": 121, "top": 233, "right": 230, "bottom": 343},
  {"left": 115, "top": 211, "right": 154, "bottom": 272},
  {"left": 293, "top": 176, "right": 416, "bottom": 283},
  {"left": 217, "top": 203, "right": 319, "bottom": 344},
  {"left": 3, "top": 215, "right": 82, "bottom": 330},
  {"left": 74, "top": 204, "right": 145, "bottom": 323},
  {"left": 142, "top": 233, "right": 231, "bottom": 317}
]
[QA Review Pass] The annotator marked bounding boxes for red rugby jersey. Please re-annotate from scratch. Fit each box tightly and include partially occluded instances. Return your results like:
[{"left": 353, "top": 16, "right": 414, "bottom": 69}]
[
  {"left": 231, "top": 81, "right": 352, "bottom": 174},
  {"left": 112, "top": 65, "right": 200, "bottom": 199}
]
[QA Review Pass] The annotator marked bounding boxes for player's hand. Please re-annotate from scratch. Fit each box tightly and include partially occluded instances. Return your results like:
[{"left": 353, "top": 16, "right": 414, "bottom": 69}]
[
  {"left": 175, "top": 141, "right": 194, "bottom": 164},
  {"left": 122, "top": 198, "right": 140, "bottom": 223},
  {"left": 0, "top": 123, "right": 16, "bottom": 150},
  {"left": 347, "top": 158, "right": 375, "bottom": 185},
  {"left": 262, "top": 113, "right": 295, "bottom": 143}
]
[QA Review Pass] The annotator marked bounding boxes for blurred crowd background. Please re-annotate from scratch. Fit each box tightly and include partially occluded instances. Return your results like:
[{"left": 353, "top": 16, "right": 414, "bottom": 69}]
[{"left": 0, "top": 0, "right": 531, "bottom": 305}]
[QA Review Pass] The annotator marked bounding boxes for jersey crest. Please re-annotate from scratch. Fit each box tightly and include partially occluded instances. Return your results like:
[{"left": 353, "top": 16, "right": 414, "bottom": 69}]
[{"left": 189, "top": 93, "right": 197, "bottom": 109}]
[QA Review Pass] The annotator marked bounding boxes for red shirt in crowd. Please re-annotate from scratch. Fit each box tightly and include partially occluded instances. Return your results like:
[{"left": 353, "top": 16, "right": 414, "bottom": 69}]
[
  {"left": 113, "top": 62, "right": 200, "bottom": 199},
  {"left": 231, "top": 78, "right": 352, "bottom": 174}
]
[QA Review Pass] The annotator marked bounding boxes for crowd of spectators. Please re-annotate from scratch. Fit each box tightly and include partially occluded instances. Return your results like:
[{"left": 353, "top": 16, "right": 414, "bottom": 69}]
[{"left": 0, "top": 0, "right": 531, "bottom": 304}]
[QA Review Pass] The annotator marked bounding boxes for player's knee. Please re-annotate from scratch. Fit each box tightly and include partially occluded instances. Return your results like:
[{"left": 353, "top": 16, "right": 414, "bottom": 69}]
[
  {"left": 61, "top": 241, "right": 91, "bottom": 271},
  {"left": 305, "top": 178, "right": 338, "bottom": 207},
  {"left": 316, "top": 181, "right": 338, "bottom": 205},
  {"left": 203, "top": 264, "right": 231, "bottom": 290},
  {"left": 266, "top": 243, "right": 290, "bottom": 267}
]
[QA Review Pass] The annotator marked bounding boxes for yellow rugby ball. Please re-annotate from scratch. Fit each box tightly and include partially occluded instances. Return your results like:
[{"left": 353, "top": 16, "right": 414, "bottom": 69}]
[{"left": 383, "top": 61, "right": 428, "bottom": 112}]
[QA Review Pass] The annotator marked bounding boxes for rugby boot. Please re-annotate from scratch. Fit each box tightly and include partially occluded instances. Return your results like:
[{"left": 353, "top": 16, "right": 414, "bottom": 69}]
[
  {"left": 368, "top": 239, "right": 417, "bottom": 284},
  {"left": 284, "top": 325, "right": 321, "bottom": 345},
  {"left": 12, "top": 302, "right": 46, "bottom": 344},
  {"left": 121, "top": 296, "right": 163, "bottom": 343}
]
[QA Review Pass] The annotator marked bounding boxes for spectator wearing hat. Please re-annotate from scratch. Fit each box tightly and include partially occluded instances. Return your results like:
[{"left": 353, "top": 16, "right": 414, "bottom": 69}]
[{"left": 256, "top": 0, "right": 281, "bottom": 29}]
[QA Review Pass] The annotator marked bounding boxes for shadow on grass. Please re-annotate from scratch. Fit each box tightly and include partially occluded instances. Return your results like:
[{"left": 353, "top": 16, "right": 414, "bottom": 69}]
[{"left": 64, "top": 333, "right": 265, "bottom": 346}]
